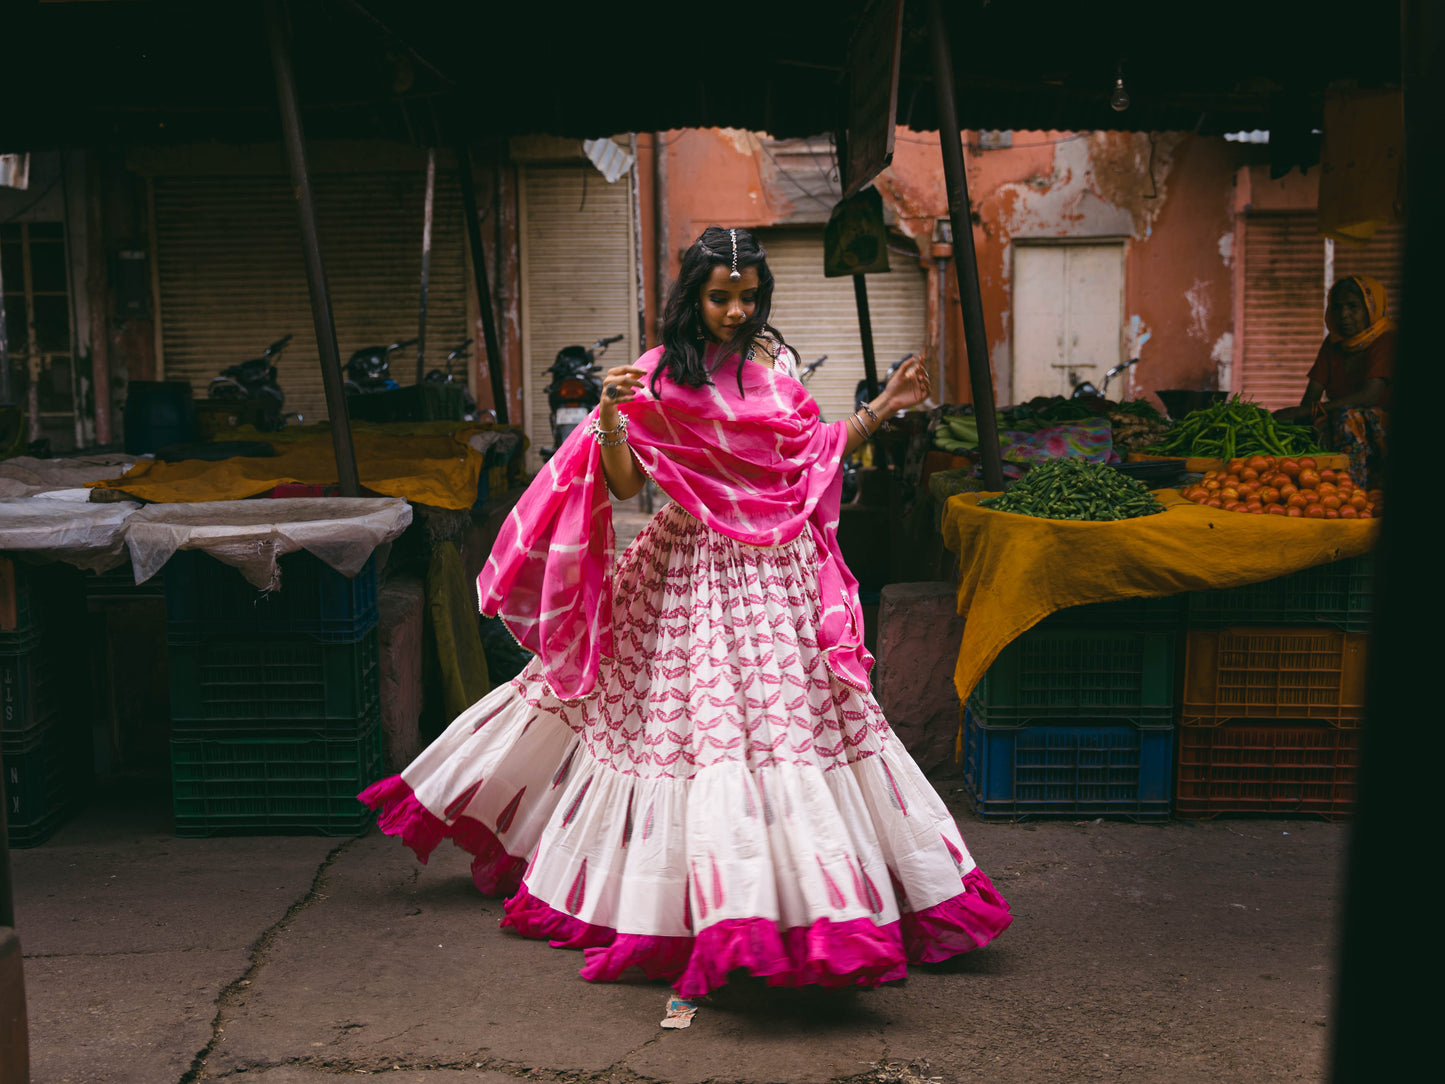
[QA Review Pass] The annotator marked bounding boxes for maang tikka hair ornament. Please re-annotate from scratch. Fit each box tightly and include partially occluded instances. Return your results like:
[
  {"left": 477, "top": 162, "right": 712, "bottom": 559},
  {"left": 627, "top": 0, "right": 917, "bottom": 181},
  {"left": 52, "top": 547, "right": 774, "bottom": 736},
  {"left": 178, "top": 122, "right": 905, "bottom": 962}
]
[{"left": 729, "top": 228, "right": 741, "bottom": 282}]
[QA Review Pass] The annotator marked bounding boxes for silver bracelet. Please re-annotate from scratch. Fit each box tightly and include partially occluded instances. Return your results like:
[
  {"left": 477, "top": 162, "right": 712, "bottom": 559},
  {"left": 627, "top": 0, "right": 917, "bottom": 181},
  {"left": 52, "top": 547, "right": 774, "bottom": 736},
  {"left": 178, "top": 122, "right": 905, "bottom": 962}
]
[
  {"left": 590, "top": 415, "right": 629, "bottom": 447},
  {"left": 847, "top": 413, "right": 872, "bottom": 442},
  {"left": 858, "top": 403, "right": 880, "bottom": 425}
]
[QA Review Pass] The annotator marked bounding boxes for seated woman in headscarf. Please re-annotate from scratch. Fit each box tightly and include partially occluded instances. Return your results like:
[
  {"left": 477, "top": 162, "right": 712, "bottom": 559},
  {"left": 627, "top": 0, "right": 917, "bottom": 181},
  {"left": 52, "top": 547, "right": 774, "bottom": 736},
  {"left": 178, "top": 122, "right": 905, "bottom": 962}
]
[{"left": 1273, "top": 274, "right": 1394, "bottom": 489}]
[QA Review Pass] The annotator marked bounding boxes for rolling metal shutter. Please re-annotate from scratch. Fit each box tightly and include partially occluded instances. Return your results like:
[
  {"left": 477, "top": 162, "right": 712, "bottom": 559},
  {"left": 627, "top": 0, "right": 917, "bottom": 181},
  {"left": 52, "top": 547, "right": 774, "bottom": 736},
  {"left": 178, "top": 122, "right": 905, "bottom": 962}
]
[
  {"left": 153, "top": 172, "right": 468, "bottom": 424},
  {"left": 1239, "top": 213, "right": 1326, "bottom": 410},
  {"left": 518, "top": 164, "right": 636, "bottom": 464},
  {"left": 758, "top": 230, "right": 928, "bottom": 423},
  {"left": 1334, "top": 223, "right": 1405, "bottom": 320}
]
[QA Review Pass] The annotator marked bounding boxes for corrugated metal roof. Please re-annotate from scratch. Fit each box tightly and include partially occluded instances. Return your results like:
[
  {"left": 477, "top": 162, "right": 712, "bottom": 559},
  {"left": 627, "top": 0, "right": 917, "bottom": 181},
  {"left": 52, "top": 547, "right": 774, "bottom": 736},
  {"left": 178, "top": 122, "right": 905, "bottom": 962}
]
[{"left": 0, "top": 1, "right": 1402, "bottom": 151}]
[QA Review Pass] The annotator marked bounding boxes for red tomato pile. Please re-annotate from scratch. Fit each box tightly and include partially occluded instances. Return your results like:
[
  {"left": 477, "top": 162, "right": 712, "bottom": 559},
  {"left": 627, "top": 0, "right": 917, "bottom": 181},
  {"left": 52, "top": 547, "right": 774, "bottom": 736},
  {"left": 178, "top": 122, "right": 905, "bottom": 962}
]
[{"left": 1181, "top": 455, "right": 1381, "bottom": 519}]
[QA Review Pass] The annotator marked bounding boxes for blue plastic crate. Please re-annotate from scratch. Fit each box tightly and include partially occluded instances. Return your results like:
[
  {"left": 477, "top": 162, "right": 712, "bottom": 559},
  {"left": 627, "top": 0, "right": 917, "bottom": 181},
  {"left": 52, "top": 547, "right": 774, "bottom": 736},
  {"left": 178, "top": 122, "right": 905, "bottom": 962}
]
[
  {"left": 170, "top": 718, "right": 381, "bottom": 837},
  {"left": 962, "top": 710, "right": 1174, "bottom": 821},
  {"left": 165, "top": 550, "right": 378, "bottom": 644},
  {"left": 968, "top": 627, "right": 1177, "bottom": 725},
  {"left": 167, "top": 628, "right": 380, "bottom": 729},
  {"left": 1186, "top": 554, "right": 1374, "bottom": 632}
]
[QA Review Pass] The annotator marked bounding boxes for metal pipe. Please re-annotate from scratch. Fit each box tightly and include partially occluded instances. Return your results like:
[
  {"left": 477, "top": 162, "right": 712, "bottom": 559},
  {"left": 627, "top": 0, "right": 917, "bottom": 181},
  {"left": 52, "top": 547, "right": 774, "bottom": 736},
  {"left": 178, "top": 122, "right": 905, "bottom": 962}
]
[
  {"left": 416, "top": 147, "right": 436, "bottom": 384},
  {"left": 263, "top": 0, "right": 360, "bottom": 496},
  {"left": 456, "top": 141, "right": 508, "bottom": 424},
  {"left": 0, "top": 236, "right": 11, "bottom": 405},
  {"left": 925, "top": 0, "right": 1004, "bottom": 491},
  {"left": 854, "top": 273, "right": 879, "bottom": 401}
]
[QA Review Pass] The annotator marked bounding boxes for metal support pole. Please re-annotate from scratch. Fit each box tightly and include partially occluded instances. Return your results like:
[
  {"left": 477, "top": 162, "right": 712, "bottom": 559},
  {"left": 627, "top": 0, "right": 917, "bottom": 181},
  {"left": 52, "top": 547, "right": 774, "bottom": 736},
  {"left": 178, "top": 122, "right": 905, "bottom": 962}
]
[
  {"left": 263, "top": 0, "right": 360, "bottom": 496},
  {"left": 854, "top": 273, "right": 880, "bottom": 401},
  {"left": 456, "top": 142, "right": 508, "bottom": 425},
  {"left": 0, "top": 242, "right": 11, "bottom": 404},
  {"left": 416, "top": 147, "right": 436, "bottom": 384},
  {"left": 925, "top": 0, "right": 1004, "bottom": 491}
]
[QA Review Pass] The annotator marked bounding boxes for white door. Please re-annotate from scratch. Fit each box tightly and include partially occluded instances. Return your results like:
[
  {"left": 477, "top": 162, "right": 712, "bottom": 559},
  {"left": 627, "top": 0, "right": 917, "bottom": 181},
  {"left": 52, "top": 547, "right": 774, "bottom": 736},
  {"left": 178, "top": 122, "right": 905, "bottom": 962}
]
[{"left": 1012, "top": 243, "right": 1124, "bottom": 402}]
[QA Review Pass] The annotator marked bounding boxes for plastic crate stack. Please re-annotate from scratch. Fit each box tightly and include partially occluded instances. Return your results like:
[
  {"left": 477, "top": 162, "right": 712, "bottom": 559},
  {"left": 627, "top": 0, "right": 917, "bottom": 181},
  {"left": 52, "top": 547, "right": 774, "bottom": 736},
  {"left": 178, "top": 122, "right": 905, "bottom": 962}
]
[
  {"left": 164, "top": 550, "right": 382, "bottom": 837},
  {"left": 2, "top": 559, "right": 89, "bottom": 847},
  {"left": 961, "top": 596, "right": 1181, "bottom": 821},
  {"left": 1174, "top": 555, "right": 1371, "bottom": 821}
]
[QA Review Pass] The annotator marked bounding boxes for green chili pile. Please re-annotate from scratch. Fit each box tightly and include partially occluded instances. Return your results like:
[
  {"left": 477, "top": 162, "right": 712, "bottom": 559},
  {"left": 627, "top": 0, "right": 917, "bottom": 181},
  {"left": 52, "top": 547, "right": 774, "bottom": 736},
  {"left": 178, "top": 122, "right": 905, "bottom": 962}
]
[
  {"left": 978, "top": 458, "right": 1166, "bottom": 521},
  {"left": 1141, "top": 396, "right": 1323, "bottom": 459}
]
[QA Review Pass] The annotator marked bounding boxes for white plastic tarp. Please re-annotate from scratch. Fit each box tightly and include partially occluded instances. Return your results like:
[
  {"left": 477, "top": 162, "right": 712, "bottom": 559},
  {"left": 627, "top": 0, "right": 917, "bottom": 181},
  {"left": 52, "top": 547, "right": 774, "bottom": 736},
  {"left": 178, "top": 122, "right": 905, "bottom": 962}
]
[
  {"left": 0, "top": 495, "right": 142, "bottom": 572},
  {"left": 122, "top": 497, "right": 414, "bottom": 589},
  {"left": 0, "top": 454, "right": 136, "bottom": 498}
]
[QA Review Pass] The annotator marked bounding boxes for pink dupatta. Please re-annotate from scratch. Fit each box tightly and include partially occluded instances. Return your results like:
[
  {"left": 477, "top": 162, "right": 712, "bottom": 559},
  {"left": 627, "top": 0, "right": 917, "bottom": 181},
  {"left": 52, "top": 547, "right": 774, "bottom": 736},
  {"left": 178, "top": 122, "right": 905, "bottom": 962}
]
[{"left": 477, "top": 345, "right": 872, "bottom": 701}]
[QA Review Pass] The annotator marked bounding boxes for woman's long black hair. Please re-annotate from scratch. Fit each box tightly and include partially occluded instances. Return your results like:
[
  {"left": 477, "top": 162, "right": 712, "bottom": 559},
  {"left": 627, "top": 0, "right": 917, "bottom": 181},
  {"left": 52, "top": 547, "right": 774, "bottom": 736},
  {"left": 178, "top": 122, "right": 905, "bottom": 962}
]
[{"left": 651, "top": 226, "right": 795, "bottom": 397}]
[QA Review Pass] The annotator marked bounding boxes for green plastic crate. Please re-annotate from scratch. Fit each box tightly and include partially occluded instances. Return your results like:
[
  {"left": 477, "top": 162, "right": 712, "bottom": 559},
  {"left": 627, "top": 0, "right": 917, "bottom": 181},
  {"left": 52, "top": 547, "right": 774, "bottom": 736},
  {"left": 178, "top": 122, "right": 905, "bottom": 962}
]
[
  {"left": 1039, "top": 593, "right": 1184, "bottom": 631},
  {"left": 167, "top": 628, "right": 380, "bottom": 729},
  {"left": 4, "top": 720, "right": 87, "bottom": 848},
  {"left": 968, "top": 627, "right": 1176, "bottom": 725},
  {"left": 1186, "top": 554, "right": 1374, "bottom": 632},
  {"left": 170, "top": 720, "right": 381, "bottom": 837},
  {"left": 1, "top": 639, "right": 63, "bottom": 741}
]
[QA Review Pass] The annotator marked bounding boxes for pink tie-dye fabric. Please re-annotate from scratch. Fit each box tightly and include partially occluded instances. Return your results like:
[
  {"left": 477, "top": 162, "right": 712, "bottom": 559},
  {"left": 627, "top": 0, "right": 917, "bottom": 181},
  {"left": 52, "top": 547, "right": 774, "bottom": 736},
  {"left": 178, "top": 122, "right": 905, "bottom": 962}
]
[{"left": 477, "top": 344, "right": 872, "bottom": 701}]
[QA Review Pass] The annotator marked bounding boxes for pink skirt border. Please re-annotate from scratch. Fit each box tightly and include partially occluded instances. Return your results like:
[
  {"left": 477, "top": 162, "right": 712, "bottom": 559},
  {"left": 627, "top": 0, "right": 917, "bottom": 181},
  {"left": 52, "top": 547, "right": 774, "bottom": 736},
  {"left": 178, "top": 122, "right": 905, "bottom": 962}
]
[{"left": 360, "top": 774, "right": 1011, "bottom": 997}]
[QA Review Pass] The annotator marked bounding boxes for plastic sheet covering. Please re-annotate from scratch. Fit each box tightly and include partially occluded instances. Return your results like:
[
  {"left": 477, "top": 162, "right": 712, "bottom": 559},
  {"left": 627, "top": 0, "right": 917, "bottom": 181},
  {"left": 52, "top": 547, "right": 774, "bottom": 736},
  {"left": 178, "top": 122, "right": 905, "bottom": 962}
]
[
  {"left": 0, "top": 453, "right": 136, "bottom": 498},
  {"left": 0, "top": 495, "right": 142, "bottom": 572},
  {"left": 122, "top": 497, "right": 413, "bottom": 590}
]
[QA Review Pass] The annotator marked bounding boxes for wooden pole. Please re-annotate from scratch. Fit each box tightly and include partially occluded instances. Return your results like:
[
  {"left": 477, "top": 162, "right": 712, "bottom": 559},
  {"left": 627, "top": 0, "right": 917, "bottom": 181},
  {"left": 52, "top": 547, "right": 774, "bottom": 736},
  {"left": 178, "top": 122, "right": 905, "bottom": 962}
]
[
  {"left": 925, "top": 0, "right": 1004, "bottom": 491},
  {"left": 263, "top": 0, "right": 361, "bottom": 496},
  {"left": 456, "top": 143, "right": 508, "bottom": 425},
  {"left": 416, "top": 148, "right": 436, "bottom": 384},
  {"left": 854, "top": 273, "right": 880, "bottom": 401}
]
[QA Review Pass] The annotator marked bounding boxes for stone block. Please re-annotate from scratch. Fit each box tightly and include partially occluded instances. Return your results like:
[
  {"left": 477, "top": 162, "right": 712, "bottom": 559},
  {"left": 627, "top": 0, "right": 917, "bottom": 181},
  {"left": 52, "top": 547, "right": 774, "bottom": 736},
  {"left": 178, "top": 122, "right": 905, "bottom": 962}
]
[
  {"left": 874, "top": 581, "right": 965, "bottom": 777},
  {"left": 377, "top": 576, "right": 425, "bottom": 772}
]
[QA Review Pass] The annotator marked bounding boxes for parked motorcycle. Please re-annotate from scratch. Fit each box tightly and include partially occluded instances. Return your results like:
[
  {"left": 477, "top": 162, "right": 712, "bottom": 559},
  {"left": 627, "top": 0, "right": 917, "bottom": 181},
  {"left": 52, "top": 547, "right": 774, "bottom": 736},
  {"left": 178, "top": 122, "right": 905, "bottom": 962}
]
[
  {"left": 1069, "top": 356, "right": 1138, "bottom": 401},
  {"left": 423, "top": 338, "right": 494, "bottom": 422},
  {"left": 207, "top": 333, "right": 293, "bottom": 430},
  {"left": 344, "top": 337, "right": 416, "bottom": 396},
  {"left": 542, "top": 334, "right": 622, "bottom": 459}
]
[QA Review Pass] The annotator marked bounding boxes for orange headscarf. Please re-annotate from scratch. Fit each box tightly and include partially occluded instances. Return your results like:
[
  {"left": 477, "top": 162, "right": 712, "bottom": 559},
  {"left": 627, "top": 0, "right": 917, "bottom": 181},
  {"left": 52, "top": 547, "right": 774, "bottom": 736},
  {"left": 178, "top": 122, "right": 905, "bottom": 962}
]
[{"left": 1326, "top": 275, "right": 1395, "bottom": 351}]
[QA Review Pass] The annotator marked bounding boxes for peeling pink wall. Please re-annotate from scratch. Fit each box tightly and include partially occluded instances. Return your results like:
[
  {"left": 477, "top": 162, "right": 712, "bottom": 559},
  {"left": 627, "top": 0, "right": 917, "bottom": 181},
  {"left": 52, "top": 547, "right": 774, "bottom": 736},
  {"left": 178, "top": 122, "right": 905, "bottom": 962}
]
[{"left": 657, "top": 128, "right": 1244, "bottom": 408}]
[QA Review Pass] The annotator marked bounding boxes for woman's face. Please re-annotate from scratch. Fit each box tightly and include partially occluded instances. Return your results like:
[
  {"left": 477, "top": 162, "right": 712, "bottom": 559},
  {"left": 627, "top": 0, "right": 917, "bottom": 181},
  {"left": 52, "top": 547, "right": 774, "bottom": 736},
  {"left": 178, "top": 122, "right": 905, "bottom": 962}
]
[
  {"left": 697, "top": 264, "right": 759, "bottom": 342},
  {"left": 1331, "top": 285, "right": 1370, "bottom": 338}
]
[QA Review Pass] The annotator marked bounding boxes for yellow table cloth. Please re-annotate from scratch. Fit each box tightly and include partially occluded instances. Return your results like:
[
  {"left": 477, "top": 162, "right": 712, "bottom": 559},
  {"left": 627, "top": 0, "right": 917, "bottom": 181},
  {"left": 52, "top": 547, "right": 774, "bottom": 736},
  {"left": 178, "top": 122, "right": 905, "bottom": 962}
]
[
  {"left": 90, "top": 421, "right": 518, "bottom": 511},
  {"left": 940, "top": 489, "right": 1380, "bottom": 702}
]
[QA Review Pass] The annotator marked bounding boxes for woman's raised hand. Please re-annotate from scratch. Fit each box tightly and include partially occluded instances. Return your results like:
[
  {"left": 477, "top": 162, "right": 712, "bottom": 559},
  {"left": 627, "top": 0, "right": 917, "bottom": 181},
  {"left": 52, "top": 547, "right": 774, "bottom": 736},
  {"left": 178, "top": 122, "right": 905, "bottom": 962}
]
[
  {"left": 599, "top": 367, "right": 646, "bottom": 419},
  {"left": 881, "top": 354, "right": 933, "bottom": 413}
]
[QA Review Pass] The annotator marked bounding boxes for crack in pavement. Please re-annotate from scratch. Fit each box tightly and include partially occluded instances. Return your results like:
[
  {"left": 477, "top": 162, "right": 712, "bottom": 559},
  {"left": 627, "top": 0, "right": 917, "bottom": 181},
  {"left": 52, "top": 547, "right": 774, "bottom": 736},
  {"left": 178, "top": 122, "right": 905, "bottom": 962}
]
[{"left": 175, "top": 837, "right": 359, "bottom": 1084}]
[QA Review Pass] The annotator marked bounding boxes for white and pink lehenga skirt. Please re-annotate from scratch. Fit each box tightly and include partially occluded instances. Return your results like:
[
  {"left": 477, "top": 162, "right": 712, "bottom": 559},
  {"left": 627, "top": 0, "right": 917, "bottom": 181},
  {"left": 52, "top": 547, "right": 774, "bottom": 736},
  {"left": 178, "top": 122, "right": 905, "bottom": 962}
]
[{"left": 360, "top": 502, "right": 1011, "bottom": 997}]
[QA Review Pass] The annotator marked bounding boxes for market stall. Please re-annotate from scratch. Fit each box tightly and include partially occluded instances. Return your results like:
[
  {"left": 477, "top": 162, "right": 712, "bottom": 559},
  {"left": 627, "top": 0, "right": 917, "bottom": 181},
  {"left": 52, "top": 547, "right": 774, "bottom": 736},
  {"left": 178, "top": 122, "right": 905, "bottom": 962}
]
[{"left": 923, "top": 394, "right": 1380, "bottom": 825}]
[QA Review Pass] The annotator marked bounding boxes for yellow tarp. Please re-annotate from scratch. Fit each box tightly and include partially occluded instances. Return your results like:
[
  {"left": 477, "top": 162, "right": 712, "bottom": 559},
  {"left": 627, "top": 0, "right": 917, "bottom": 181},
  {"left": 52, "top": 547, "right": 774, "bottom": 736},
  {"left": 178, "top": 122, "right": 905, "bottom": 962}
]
[
  {"left": 940, "top": 489, "right": 1380, "bottom": 702},
  {"left": 90, "top": 421, "right": 516, "bottom": 510}
]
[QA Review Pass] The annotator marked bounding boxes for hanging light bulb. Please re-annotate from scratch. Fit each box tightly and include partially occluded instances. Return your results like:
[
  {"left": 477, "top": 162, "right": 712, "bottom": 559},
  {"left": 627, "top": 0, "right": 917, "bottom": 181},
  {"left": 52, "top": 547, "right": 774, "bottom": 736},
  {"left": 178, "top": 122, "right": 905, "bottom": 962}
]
[{"left": 1110, "top": 66, "right": 1131, "bottom": 112}]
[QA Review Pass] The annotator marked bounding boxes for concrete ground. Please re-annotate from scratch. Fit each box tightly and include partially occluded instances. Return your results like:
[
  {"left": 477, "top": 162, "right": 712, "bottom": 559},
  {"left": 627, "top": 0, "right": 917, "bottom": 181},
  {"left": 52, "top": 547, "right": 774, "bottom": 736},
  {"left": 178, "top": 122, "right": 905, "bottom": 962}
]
[{"left": 10, "top": 783, "right": 1346, "bottom": 1084}]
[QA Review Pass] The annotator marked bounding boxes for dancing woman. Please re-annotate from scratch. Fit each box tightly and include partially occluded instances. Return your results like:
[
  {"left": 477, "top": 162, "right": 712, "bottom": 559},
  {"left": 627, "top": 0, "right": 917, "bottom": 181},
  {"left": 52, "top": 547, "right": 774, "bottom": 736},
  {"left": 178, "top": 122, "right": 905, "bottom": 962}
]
[{"left": 360, "top": 226, "right": 1011, "bottom": 997}]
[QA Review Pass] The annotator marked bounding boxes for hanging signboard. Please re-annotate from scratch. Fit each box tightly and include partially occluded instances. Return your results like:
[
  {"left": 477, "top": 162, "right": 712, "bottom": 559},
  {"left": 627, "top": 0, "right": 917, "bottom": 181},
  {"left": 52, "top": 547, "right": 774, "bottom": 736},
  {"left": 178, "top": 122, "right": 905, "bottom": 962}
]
[
  {"left": 824, "top": 187, "right": 891, "bottom": 277},
  {"left": 841, "top": 0, "right": 905, "bottom": 198}
]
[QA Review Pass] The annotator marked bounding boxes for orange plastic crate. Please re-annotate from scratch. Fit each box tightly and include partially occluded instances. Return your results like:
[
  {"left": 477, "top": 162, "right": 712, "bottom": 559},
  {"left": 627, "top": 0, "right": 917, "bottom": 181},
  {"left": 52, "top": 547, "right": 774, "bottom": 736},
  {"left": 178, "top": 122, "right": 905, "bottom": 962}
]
[
  {"left": 1174, "top": 722, "right": 1359, "bottom": 820},
  {"left": 1180, "top": 627, "right": 1368, "bottom": 726}
]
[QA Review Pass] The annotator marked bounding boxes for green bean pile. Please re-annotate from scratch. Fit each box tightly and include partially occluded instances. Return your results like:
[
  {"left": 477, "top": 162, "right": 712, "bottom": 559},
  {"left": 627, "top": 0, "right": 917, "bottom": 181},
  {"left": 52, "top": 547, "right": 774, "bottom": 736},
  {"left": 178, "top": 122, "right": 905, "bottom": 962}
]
[
  {"left": 1141, "top": 397, "right": 1323, "bottom": 459},
  {"left": 978, "top": 458, "right": 1166, "bottom": 521}
]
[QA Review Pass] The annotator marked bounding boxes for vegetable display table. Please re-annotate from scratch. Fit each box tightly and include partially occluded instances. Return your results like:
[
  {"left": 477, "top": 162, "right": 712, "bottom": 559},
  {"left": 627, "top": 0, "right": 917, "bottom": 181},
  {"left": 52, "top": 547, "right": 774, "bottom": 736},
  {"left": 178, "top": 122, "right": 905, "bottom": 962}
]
[{"left": 940, "top": 490, "right": 1379, "bottom": 704}]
